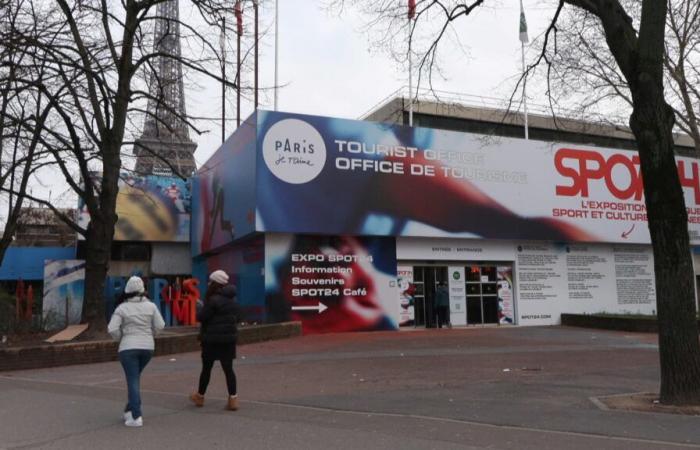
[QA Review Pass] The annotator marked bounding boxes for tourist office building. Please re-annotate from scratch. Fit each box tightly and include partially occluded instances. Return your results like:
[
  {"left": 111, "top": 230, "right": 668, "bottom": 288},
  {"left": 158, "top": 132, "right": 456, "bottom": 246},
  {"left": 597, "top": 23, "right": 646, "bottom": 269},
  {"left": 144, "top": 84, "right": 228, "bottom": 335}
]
[{"left": 191, "top": 110, "right": 700, "bottom": 334}]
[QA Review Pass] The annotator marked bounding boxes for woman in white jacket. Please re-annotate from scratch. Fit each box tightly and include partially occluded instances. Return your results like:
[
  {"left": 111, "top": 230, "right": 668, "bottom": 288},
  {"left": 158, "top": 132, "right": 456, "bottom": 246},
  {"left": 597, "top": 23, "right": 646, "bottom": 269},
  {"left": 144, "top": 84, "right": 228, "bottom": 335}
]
[{"left": 108, "top": 276, "right": 165, "bottom": 427}]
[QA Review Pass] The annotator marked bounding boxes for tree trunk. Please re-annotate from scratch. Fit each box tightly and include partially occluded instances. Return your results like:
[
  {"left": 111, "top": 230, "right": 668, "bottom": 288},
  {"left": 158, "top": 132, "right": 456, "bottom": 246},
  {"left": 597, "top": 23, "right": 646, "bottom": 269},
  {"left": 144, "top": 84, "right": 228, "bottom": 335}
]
[
  {"left": 81, "top": 150, "right": 120, "bottom": 335},
  {"left": 577, "top": 0, "right": 700, "bottom": 406},
  {"left": 81, "top": 219, "right": 111, "bottom": 333},
  {"left": 630, "top": 83, "right": 700, "bottom": 405}
]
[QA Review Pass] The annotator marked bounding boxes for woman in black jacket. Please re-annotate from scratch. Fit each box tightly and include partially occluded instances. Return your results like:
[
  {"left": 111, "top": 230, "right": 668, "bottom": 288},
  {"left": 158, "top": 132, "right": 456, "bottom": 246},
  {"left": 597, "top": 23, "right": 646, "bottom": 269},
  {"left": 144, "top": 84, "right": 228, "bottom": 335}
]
[{"left": 190, "top": 270, "right": 241, "bottom": 410}]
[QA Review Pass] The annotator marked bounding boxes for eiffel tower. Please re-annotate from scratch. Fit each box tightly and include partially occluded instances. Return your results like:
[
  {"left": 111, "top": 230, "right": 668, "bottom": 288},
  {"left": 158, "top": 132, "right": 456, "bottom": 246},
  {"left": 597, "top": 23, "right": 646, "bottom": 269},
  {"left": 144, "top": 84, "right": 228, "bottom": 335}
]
[{"left": 134, "top": 0, "right": 197, "bottom": 177}]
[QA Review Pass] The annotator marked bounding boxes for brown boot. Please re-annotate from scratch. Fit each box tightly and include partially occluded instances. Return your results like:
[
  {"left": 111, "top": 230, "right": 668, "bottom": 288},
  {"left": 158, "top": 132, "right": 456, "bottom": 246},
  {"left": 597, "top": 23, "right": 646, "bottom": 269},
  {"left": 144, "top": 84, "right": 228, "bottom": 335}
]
[
  {"left": 227, "top": 395, "right": 239, "bottom": 411},
  {"left": 190, "top": 392, "right": 204, "bottom": 407}
]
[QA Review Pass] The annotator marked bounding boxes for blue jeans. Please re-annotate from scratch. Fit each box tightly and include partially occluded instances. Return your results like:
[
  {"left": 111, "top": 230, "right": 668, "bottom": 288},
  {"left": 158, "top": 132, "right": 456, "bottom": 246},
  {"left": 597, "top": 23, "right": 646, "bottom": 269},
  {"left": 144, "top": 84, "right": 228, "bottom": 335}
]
[{"left": 119, "top": 349, "right": 153, "bottom": 419}]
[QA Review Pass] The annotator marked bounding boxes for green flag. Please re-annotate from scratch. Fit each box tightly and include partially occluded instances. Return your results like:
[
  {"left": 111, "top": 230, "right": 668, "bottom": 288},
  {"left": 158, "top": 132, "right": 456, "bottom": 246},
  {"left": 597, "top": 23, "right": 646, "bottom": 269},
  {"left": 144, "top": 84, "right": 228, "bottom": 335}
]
[{"left": 519, "top": 0, "right": 529, "bottom": 44}]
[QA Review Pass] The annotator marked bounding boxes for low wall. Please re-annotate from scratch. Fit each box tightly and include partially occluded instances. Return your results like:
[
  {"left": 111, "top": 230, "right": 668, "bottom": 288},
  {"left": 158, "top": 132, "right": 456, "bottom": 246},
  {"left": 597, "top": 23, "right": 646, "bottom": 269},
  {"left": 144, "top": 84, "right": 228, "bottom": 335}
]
[
  {"left": 561, "top": 314, "right": 700, "bottom": 333},
  {"left": 0, "top": 321, "right": 301, "bottom": 372}
]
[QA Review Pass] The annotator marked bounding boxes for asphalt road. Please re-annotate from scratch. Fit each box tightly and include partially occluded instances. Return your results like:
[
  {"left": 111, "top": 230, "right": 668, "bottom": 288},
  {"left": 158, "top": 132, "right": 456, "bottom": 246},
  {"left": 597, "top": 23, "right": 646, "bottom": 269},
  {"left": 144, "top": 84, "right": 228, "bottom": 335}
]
[{"left": 1, "top": 326, "right": 699, "bottom": 449}]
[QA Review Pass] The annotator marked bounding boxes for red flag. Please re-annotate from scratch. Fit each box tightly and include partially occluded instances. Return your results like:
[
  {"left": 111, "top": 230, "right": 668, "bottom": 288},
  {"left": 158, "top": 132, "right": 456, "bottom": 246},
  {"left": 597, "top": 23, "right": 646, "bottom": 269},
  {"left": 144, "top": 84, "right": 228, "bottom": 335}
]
[
  {"left": 235, "top": 1, "right": 243, "bottom": 35},
  {"left": 408, "top": 0, "right": 416, "bottom": 19}
]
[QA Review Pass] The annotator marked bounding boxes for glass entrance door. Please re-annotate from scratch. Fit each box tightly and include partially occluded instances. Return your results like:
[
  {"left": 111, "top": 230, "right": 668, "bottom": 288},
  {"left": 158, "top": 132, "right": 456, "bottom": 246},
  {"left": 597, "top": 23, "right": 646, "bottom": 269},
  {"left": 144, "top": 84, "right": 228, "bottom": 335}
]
[
  {"left": 465, "top": 265, "right": 499, "bottom": 324},
  {"left": 412, "top": 266, "right": 447, "bottom": 328}
]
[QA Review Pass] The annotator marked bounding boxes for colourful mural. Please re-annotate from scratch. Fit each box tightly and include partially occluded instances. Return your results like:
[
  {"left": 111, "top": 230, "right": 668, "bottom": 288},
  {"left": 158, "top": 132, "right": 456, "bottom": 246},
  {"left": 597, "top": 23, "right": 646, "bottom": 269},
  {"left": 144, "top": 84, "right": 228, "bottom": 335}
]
[
  {"left": 78, "top": 173, "right": 191, "bottom": 242},
  {"left": 42, "top": 260, "right": 85, "bottom": 330},
  {"left": 192, "top": 116, "right": 258, "bottom": 256}
]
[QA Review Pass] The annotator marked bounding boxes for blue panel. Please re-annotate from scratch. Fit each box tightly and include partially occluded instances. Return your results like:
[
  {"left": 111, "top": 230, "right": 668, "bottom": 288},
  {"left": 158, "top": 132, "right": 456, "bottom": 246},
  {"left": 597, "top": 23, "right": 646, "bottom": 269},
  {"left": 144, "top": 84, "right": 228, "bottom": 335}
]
[
  {"left": 150, "top": 278, "right": 170, "bottom": 324},
  {"left": 104, "top": 277, "right": 126, "bottom": 320},
  {"left": 191, "top": 113, "right": 258, "bottom": 256},
  {"left": 191, "top": 256, "right": 209, "bottom": 294},
  {"left": 198, "top": 236, "right": 265, "bottom": 323},
  {"left": 0, "top": 247, "right": 77, "bottom": 280}
]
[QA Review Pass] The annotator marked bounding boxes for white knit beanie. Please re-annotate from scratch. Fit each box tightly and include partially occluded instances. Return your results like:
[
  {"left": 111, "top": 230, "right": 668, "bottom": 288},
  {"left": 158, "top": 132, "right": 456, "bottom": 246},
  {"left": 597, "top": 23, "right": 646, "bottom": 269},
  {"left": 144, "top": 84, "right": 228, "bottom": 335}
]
[
  {"left": 209, "top": 270, "right": 229, "bottom": 285},
  {"left": 124, "top": 276, "right": 145, "bottom": 295}
]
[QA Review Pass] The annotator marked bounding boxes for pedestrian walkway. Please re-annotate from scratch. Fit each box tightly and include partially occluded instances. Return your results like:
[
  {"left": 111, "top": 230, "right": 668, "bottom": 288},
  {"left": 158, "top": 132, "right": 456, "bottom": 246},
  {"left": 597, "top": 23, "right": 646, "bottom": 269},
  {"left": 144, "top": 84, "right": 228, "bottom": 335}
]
[{"left": 1, "top": 326, "right": 698, "bottom": 449}]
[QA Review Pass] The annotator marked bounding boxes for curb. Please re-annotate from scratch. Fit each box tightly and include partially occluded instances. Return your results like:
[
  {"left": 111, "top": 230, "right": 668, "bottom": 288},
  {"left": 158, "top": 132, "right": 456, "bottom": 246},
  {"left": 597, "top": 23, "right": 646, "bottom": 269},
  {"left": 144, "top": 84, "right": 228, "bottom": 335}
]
[
  {"left": 0, "top": 321, "right": 302, "bottom": 372},
  {"left": 561, "top": 313, "right": 700, "bottom": 333},
  {"left": 561, "top": 314, "right": 660, "bottom": 332}
]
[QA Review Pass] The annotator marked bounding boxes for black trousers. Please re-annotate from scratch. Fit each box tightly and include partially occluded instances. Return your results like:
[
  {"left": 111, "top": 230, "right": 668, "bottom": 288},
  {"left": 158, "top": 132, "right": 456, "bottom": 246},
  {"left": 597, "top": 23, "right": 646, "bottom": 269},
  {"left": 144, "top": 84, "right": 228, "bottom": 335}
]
[
  {"left": 198, "top": 343, "right": 237, "bottom": 396},
  {"left": 437, "top": 306, "right": 450, "bottom": 328}
]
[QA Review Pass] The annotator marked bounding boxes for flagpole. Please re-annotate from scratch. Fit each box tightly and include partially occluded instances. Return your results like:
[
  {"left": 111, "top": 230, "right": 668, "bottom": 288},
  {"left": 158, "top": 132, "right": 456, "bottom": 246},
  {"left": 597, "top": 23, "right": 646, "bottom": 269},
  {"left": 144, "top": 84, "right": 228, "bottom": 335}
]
[
  {"left": 254, "top": 0, "right": 259, "bottom": 110},
  {"left": 235, "top": 0, "right": 241, "bottom": 128},
  {"left": 519, "top": 0, "right": 529, "bottom": 140},
  {"left": 521, "top": 41, "right": 528, "bottom": 140},
  {"left": 274, "top": 0, "right": 279, "bottom": 111},
  {"left": 221, "top": 17, "right": 226, "bottom": 144},
  {"left": 408, "top": 19, "right": 413, "bottom": 126},
  {"left": 237, "top": 22, "right": 241, "bottom": 128}
]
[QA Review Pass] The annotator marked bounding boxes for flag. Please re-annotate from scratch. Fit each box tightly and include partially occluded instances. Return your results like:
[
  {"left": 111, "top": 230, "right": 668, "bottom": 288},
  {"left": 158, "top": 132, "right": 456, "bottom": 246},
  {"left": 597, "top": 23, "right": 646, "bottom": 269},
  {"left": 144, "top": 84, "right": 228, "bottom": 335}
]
[
  {"left": 235, "top": 0, "right": 243, "bottom": 35},
  {"left": 519, "top": 0, "right": 529, "bottom": 43},
  {"left": 408, "top": 0, "right": 416, "bottom": 20}
]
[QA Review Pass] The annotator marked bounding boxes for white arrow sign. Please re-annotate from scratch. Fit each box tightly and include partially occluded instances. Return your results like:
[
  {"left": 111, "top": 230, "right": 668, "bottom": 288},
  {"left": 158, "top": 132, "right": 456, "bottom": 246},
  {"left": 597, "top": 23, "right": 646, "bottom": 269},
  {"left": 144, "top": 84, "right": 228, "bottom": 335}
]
[{"left": 291, "top": 302, "right": 328, "bottom": 314}]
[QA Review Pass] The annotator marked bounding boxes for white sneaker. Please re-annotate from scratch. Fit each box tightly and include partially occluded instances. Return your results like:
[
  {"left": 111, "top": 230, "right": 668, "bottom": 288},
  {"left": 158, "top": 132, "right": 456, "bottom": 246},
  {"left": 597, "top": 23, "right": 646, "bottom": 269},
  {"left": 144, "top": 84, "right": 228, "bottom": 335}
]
[
  {"left": 125, "top": 415, "right": 143, "bottom": 427},
  {"left": 123, "top": 411, "right": 133, "bottom": 422}
]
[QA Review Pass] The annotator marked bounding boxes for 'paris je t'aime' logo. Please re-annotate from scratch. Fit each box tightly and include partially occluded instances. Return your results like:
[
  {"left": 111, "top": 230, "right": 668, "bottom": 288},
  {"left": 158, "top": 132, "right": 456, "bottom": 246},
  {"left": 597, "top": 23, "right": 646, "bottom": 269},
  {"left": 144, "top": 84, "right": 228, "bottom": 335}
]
[{"left": 262, "top": 119, "right": 327, "bottom": 184}]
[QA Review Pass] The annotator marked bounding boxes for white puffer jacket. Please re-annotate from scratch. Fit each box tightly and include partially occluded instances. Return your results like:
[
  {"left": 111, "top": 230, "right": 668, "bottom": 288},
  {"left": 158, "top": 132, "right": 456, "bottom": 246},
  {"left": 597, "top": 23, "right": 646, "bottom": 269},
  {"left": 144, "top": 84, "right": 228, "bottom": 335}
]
[{"left": 108, "top": 296, "right": 166, "bottom": 352}]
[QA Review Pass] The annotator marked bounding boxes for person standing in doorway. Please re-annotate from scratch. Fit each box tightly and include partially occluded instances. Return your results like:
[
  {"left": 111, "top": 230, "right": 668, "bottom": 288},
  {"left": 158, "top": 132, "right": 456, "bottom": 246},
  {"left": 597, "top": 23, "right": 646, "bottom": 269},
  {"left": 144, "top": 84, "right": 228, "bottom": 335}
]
[
  {"left": 190, "top": 270, "right": 241, "bottom": 410},
  {"left": 435, "top": 282, "right": 451, "bottom": 329},
  {"left": 108, "top": 276, "right": 165, "bottom": 427}
]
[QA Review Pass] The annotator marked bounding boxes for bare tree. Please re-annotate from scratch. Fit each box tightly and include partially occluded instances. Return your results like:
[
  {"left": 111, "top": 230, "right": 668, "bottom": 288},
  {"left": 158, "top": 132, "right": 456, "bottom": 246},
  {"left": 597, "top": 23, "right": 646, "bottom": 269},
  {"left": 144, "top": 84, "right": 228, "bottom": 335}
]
[
  {"left": 0, "top": 0, "right": 54, "bottom": 264},
  {"left": 562, "top": 0, "right": 700, "bottom": 406},
  {"left": 0, "top": 0, "right": 238, "bottom": 335},
  {"left": 330, "top": 0, "right": 700, "bottom": 405},
  {"left": 664, "top": 0, "right": 700, "bottom": 150},
  {"left": 542, "top": 0, "right": 700, "bottom": 151}
]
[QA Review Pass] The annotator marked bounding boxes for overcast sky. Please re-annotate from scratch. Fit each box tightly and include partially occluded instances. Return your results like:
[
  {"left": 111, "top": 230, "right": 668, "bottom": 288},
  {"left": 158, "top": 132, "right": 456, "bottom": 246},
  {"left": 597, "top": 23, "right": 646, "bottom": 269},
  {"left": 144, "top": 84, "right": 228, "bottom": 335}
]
[
  {"left": 185, "top": 0, "right": 560, "bottom": 166},
  {"left": 25, "top": 0, "right": 563, "bottom": 210}
]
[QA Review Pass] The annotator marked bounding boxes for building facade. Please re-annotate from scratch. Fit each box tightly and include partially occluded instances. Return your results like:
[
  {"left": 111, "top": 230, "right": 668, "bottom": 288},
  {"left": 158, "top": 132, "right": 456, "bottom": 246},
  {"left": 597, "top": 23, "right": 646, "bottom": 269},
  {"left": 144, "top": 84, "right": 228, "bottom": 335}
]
[{"left": 192, "top": 109, "right": 699, "bottom": 334}]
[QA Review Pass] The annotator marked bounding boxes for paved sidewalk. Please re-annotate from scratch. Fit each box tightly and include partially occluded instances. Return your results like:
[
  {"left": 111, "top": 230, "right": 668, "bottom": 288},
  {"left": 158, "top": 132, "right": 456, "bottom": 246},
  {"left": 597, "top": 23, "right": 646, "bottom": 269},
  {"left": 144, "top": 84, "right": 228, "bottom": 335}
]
[{"left": 1, "top": 326, "right": 699, "bottom": 449}]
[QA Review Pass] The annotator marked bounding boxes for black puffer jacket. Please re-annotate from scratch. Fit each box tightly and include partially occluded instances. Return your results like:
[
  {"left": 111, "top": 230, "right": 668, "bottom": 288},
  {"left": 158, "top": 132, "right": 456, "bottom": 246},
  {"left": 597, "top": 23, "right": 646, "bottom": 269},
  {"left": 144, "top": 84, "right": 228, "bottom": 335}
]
[{"left": 197, "top": 285, "right": 240, "bottom": 344}]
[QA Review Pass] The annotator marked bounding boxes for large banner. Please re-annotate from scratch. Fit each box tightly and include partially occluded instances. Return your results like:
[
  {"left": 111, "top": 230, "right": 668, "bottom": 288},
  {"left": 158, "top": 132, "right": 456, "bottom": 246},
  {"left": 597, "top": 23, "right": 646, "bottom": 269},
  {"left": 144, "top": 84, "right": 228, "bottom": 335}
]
[
  {"left": 79, "top": 173, "right": 190, "bottom": 242},
  {"left": 255, "top": 110, "right": 700, "bottom": 244},
  {"left": 397, "top": 266, "right": 415, "bottom": 326},
  {"left": 265, "top": 234, "right": 399, "bottom": 334},
  {"left": 497, "top": 266, "right": 514, "bottom": 324}
]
